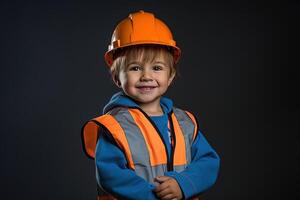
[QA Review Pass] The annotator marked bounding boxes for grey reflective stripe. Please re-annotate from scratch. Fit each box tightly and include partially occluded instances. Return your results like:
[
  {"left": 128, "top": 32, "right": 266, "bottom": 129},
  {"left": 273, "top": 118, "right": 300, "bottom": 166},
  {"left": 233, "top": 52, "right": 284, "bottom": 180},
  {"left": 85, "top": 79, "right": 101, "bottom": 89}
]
[
  {"left": 174, "top": 165, "right": 186, "bottom": 173},
  {"left": 173, "top": 108, "right": 195, "bottom": 164},
  {"left": 110, "top": 107, "right": 165, "bottom": 182},
  {"left": 135, "top": 164, "right": 167, "bottom": 184}
]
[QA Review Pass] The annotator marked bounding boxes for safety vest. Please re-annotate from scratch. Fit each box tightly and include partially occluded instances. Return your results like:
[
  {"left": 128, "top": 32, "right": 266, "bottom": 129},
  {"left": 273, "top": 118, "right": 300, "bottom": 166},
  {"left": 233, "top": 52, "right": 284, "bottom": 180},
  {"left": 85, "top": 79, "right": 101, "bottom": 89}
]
[{"left": 82, "top": 106, "right": 199, "bottom": 200}]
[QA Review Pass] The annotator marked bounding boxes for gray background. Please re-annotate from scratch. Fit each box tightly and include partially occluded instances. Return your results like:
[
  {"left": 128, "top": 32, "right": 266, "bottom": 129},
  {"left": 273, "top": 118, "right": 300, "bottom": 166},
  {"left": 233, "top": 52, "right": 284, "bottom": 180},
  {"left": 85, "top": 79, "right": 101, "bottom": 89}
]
[{"left": 0, "top": 0, "right": 298, "bottom": 199}]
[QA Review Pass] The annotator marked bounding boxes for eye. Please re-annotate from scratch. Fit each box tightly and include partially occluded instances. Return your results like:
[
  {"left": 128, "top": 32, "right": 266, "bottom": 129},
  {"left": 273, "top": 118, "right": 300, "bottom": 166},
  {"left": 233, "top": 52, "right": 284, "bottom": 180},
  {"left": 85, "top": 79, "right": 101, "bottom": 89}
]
[
  {"left": 153, "top": 65, "right": 163, "bottom": 71},
  {"left": 129, "top": 65, "right": 141, "bottom": 71}
]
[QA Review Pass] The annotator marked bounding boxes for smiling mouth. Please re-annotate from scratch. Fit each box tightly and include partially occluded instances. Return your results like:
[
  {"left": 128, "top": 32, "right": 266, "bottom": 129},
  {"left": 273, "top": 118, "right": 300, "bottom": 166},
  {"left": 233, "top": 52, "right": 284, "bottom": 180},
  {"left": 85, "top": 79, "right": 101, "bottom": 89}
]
[{"left": 136, "top": 86, "right": 157, "bottom": 92}]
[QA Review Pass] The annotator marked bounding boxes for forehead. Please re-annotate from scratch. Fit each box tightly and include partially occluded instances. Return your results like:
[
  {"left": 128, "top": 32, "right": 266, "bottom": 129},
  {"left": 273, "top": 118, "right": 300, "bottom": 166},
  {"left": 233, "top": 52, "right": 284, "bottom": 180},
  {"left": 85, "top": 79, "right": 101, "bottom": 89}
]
[
  {"left": 127, "top": 55, "right": 167, "bottom": 65},
  {"left": 124, "top": 47, "right": 170, "bottom": 66}
]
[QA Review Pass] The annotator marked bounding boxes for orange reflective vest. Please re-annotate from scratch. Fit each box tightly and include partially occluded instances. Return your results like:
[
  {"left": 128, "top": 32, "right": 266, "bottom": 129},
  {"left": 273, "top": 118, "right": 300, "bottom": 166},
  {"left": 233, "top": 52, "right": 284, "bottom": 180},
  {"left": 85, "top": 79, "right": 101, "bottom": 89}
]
[{"left": 82, "top": 107, "right": 200, "bottom": 200}]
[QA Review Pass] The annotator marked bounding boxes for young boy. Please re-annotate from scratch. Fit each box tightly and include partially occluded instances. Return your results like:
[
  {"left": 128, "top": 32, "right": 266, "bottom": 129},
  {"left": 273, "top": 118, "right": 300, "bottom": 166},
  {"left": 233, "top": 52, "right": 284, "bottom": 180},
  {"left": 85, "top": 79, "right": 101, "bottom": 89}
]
[{"left": 82, "top": 10, "right": 220, "bottom": 200}]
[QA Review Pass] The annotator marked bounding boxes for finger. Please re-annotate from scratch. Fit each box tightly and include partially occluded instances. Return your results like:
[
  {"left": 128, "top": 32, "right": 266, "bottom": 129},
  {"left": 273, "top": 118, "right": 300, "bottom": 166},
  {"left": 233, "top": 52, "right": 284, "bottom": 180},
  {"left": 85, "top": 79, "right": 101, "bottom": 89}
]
[
  {"left": 161, "top": 193, "right": 175, "bottom": 200},
  {"left": 156, "top": 187, "right": 171, "bottom": 198},
  {"left": 154, "top": 181, "right": 169, "bottom": 193},
  {"left": 155, "top": 176, "right": 171, "bottom": 183}
]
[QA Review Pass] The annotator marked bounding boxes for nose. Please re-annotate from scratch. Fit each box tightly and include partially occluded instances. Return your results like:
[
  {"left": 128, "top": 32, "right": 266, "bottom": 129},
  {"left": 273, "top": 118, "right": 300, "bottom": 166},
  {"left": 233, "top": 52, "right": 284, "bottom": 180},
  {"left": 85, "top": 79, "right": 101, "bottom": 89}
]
[{"left": 140, "top": 69, "right": 153, "bottom": 82}]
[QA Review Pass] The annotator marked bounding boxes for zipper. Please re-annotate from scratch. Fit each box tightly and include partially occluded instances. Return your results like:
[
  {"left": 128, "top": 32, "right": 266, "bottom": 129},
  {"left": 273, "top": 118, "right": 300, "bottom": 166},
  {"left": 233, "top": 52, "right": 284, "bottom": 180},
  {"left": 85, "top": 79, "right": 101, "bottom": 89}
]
[
  {"left": 168, "top": 113, "right": 176, "bottom": 171},
  {"left": 133, "top": 107, "right": 175, "bottom": 171}
]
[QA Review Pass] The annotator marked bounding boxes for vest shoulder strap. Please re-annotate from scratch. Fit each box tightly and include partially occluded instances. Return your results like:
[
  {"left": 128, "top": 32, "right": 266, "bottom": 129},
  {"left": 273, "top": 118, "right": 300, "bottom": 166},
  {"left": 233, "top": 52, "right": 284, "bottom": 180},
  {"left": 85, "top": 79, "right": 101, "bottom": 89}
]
[
  {"left": 81, "top": 115, "right": 109, "bottom": 159},
  {"left": 81, "top": 112, "right": 135, "bottom": 169},
  {"left": 184, "top": 110, "right": 199, "bottom": 141},
  {"left": 173, "top": 107, "right": 199, "bottom": 141}
]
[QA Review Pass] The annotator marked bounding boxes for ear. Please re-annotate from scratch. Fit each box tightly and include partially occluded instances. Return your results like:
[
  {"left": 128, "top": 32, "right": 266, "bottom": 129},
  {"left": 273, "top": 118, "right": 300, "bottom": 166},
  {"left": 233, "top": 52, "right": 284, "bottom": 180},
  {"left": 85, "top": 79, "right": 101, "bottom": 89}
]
[{"left": 167, "top": 72, "right": 176, "bottom": 86}]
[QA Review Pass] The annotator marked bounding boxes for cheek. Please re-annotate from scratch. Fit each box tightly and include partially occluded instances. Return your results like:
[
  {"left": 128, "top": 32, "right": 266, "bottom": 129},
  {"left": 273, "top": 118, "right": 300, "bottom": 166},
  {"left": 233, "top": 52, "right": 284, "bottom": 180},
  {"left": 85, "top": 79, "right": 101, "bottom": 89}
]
[
  {"left": 119, "top": 73, "right": 135, "bottom": 88},
  {"left": 162, "top": 73, "right": 173, "bottom": 84}
]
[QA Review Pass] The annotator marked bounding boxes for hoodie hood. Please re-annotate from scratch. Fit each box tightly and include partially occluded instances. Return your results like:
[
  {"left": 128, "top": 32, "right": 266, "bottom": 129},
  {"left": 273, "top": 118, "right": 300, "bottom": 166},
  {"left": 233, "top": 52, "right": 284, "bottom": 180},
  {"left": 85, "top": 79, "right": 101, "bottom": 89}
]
[{"left": 103, "top": 91, "right": 173, "bottom": 114}]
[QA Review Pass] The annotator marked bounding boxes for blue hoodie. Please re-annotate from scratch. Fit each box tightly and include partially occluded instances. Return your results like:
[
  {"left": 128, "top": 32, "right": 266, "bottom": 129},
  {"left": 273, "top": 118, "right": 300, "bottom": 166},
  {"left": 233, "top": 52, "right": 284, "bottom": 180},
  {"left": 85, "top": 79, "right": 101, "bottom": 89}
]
[{"left": 95, "top": 92, "right": 220, "bottom": 199}]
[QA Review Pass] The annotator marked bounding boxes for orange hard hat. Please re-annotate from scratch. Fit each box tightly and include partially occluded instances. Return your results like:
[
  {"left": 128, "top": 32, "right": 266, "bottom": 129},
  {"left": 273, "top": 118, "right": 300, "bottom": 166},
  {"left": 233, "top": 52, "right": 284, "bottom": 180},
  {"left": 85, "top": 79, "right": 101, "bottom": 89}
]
[{"left": 104, "top": 10, "right": 181, "bottom": 67}]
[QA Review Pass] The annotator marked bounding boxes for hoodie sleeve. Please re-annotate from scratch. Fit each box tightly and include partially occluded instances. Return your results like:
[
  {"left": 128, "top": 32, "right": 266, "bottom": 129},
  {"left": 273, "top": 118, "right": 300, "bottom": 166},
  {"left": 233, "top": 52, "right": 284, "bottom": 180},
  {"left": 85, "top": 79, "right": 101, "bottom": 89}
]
[
  {"left": 164, "top": 130, "right": 220, "bottom": 199},
  {"left": 95, "top": 128, "right": 159, "bottom": 200}
]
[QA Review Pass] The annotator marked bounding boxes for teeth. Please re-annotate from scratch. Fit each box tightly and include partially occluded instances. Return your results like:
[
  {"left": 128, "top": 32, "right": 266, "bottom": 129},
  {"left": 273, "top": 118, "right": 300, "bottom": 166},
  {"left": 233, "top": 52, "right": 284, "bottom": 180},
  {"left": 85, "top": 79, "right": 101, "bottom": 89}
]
[{"left": 138, "top": 86, "right": 154, "bottom": 91}]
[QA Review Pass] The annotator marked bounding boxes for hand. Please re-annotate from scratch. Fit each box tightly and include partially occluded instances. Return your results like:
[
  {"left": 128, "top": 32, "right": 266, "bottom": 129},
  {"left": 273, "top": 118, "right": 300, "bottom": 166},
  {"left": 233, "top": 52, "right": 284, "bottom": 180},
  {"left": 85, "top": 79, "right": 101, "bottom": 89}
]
[{"left": 154, "top": 176, "right": 183, "bottom": 200}]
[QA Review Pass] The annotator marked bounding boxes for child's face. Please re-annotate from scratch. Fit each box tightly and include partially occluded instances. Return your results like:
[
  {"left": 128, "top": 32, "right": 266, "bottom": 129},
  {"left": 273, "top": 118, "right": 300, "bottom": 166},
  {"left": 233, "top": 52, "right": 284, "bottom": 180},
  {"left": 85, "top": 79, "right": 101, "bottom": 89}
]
[{"left": 118, "top": 55, "right": 175, "bottom": 106}]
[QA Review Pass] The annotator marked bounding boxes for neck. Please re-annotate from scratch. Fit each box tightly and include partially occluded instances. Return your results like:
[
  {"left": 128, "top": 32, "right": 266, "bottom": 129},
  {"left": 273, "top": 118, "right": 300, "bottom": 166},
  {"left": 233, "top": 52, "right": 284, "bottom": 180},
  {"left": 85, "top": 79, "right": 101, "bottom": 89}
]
[{"left": 139, "top": 99, "right": 163, "bottom": 116}]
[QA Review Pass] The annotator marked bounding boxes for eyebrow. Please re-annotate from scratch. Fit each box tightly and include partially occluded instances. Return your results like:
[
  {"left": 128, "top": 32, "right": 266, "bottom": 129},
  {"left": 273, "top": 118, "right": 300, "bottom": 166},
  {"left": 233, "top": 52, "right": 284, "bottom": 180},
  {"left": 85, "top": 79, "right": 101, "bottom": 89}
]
[
  {"left": 127, "top": 61, "right": 142, "bottom": 66},
  {"left": 153, "top": 61, "right": 167, "bottom": 65}
]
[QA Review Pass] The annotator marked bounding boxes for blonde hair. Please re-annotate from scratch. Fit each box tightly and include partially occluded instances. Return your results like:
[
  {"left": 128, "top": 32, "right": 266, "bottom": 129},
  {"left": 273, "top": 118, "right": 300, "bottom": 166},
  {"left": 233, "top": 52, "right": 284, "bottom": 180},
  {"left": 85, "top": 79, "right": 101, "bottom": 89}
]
[{"left": 110, "top": 45, "right": 177, "bottom": 84}]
